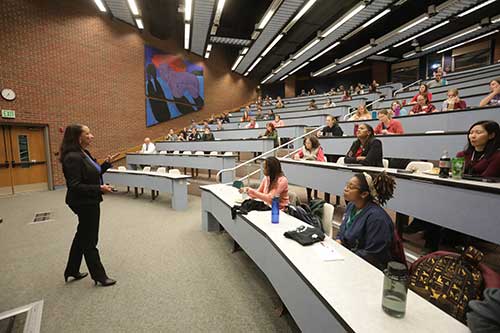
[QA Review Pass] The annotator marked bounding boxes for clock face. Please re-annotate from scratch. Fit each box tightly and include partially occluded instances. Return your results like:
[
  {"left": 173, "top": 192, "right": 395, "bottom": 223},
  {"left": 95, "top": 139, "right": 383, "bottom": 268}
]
[{"left": 1, "top": 88, "right": 16, "bottom": 101}]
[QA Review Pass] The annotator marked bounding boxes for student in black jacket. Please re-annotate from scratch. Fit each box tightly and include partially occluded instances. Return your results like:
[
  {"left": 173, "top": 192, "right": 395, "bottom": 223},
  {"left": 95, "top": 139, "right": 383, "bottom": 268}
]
[
  {"left": 60, "top": 124, "right": 116, "bottom": 287},
  {"left": 344, "top": 123, "right": 383, "bottom": 167}
]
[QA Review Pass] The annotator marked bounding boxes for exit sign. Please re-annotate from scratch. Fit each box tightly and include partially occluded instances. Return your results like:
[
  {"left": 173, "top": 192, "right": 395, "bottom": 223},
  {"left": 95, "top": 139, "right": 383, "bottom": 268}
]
[{"left": 1, "top": 109, "right": 15, "bottom": 119}]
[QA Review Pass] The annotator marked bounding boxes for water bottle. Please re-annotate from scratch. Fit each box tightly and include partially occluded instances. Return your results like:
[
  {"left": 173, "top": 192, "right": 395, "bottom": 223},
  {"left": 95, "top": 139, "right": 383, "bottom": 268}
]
[
  {"left": 382, "top": 261, "right": 409, "bottom": 318},
  {"left": 271, "top": 196, "right": 280, "bottom": 224},
  {"left": 439, "top": 150, "right": 451, "bottom": 178}
]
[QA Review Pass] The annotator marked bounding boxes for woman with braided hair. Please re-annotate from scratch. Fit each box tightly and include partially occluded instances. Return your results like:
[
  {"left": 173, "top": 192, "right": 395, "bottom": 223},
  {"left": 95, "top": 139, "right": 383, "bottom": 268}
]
[{"left": 336, "top": 172, "right": 396, "bottom": 270}]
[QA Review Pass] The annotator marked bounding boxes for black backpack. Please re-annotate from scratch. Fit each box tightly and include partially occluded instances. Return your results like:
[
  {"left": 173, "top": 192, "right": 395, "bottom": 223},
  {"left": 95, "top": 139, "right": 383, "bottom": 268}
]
[
  {"left": 231, "top": 199, "right": 271, "bottom": 219},
  {"left": 286, "top": 203, "right": 323, "bottom": 232}
]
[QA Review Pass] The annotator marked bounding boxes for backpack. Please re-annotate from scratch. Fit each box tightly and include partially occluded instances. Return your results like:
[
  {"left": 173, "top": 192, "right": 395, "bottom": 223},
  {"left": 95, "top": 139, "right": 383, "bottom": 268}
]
[
  {"left": 231, "top": 199, "right": 270, "bottom": 219},
  {"left": 409, "top": 246, "right": 485, "bottom": 323},
  {"left": 286, "top": 204, "right": 323, "bottom": 232},
  {"left": 309, "top": 199, "right": 325, "bottom": 221},
  {"left": 390, "top": 226, "right": 407, "bottom": 268}
]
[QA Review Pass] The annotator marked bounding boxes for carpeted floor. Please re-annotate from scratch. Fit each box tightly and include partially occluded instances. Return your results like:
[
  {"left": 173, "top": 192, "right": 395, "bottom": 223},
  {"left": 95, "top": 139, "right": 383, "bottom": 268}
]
[{"left": 0, "top": 188, "right": 299, "bottom": 332}]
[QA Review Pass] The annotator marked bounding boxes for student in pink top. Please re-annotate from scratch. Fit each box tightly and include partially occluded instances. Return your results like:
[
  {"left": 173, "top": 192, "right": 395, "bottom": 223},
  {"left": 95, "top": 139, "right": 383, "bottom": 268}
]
[
  {"left": 293, "top": 135, "right": 326, "bottom": 202},
  {"left": 273, "top": 114, "right": 285, "bottom": 127},
  {"left": 240, "top": 157, "right": 290, "bottom": 210}
]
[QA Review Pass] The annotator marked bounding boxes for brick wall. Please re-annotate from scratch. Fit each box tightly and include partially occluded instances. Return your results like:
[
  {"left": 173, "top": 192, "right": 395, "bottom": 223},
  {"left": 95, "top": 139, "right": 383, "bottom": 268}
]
[{"left": 0, "top": 0, "right": 256, "bottom": 186}]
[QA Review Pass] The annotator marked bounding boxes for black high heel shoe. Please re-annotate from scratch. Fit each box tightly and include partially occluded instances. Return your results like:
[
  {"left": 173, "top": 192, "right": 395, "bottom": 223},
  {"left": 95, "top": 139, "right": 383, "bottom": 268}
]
[
  {"left": 64, "top": 272, "right": 88, "bottom": 282},
  {"left": 93, "top": 278, "right": 116, "bottom": 287}
]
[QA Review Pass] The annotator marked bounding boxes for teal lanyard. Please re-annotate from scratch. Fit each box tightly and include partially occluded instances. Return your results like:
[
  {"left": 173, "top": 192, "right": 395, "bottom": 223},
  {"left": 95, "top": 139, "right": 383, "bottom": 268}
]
[{"left": 346, "top": 207, "right": 362, "bottom": 231}]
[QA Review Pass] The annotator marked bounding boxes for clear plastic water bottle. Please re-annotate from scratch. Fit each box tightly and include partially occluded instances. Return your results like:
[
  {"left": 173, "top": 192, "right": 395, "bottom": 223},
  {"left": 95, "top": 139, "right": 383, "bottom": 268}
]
[
  {"left": 382, "top": 261, "right": 409, "bottom": 318},
  {"left": 271, "top": 196, "right": 280, "bottom": 224},
  {"left": 439, "top": 150, "right": 451, "bottom": 178}
]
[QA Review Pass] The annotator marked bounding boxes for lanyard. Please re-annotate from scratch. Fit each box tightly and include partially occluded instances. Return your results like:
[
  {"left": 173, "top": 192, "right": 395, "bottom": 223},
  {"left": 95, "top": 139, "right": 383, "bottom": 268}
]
[{"left": 346, "top": 207, "right": 363, "bottom": 230}]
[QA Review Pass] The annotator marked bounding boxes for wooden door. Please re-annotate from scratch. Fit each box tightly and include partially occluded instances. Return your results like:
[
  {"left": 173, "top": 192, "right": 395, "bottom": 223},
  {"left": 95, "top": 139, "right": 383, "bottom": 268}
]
[{"left": 0, "top": 126, "right": 14, "bottom": 195}]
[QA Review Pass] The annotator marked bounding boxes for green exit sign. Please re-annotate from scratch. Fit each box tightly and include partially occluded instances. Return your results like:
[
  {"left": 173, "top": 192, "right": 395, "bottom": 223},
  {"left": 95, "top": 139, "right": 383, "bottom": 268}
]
[{"left": 1, "top": 109, "right": 15, "bottom": 119}]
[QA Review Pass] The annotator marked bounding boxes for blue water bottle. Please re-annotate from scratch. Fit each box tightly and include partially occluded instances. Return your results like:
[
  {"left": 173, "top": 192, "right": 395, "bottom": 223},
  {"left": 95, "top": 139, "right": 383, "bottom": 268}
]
[{"left": 271, "top": 196, "right": 280, "bottom": 224}]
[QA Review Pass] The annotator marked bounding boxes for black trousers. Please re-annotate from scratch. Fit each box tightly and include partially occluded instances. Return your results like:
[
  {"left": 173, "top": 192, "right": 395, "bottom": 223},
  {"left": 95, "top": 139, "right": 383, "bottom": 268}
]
[{"left": 65, "top": 204, "right": 107, "bottom": 280}]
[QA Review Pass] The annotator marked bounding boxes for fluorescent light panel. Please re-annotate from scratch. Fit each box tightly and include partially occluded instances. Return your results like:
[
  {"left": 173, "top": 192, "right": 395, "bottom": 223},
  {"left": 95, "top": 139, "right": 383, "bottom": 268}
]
[
  {"left": 312, "top": 63, "right": 336, "bottom": 77},
  {"left": 289, "top": 61, "right": 310, "bottom": 75},
  {"left": 398, "top": 15, "right": 429, "bottom": 33},
  {"left": 283, "top": 0, "right": 317, "bottom": 33},
  {"left": 492, "top": 17, "right": 500, "bottom": 24},
  {"left": 361, "top": 8, "right": 391, "bottom": 28},
  {"left": 242, "top": 47, "right": 249, "bottom": 55},
  {"left": 403, "top": 51, "right": 416, "bottom": 58},
  {"left": 184, "top": 23, "right": 190, "bottom": 49},
  {"left": 376, "top": 48, "right": 389, "bottom": 55},
  {"left": 437, "top": 29, "right": 499, "bottom": 53},
  {"left": 216, "top": 0, "right": 226, "bottom": 15},
  {"left": 320, "top": 3, "right": 366, "bottom": 38},
  {"left": 207, "top": 44, "right": 213, "bottom": 52},
  {"left": 339, "top": 45, "right": 372, "bottom": 64},
  {"left": 93, "top": 0, "right": 106, "bottom": 12},
  {"left": 292, "top": 39, "right": 320, "bottom": 59},
  {"left": 185, "top": 0, "right": 192, "bottom": 21},
  {"left": 127, "top": 0, "right": 139, "bottom": 15},
  {"left": 422, "top": 26, "right": 481, "bottom": 51},
  {"left": 135, "top": 18, "right": 143, "bottom": 29},
  {"left": 457, "top": 0, "right": 496, "bottom": 18},
  {"left": 232, "top": 55, "right": 244, "bottom": 71},
  {"left": 276, "top": 60, "right": 293, "bottom": 73},
  {"left": 393, "top": 20, "right": 450, "bottom": 48},
  {"left": 261, "top": 34, "right": 284, "bottom": 57},
  {"left": 352, "top": 60, "right": 363, "bottom": 66},
  {"left": 247, "top": 57, "right": 263, "bottom": 73},
  {"left": 204, "top": 52, "right": 210, "bottom": 59},
  {"left": 337, "top": 66, "right": 351, "bottom": 73},
  {"left": 279, "top": 75, "right": 289, "bottom": 81},
  {"left": 258, "top": 10, "right": 274, "bottom": 30},
  {"left": 261, "top": 73, "right": 274, "bottom": 84},
  {"left": 311, "top": 42, "right": 340, "bottom": 61}
]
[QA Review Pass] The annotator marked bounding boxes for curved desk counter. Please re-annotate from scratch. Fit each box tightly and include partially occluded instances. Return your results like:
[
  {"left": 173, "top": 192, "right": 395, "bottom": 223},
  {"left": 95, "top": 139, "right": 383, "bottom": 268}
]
[{"left": 156, "top": 138, "right": 275, "bottom": 154}]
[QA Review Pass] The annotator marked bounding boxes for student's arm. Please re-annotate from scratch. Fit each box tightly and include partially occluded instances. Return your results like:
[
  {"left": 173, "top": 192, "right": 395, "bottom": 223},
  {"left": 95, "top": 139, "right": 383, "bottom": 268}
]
[
  {"left": 333, "top": 125, "right": 343, "bottom": 136},
  {"left": 480, "top": 91, "right": 499, "bottom": 107},
  {"left": 317, "top": 147, "right": 326, "bottom": 162},
  {"left": 248, "top": 178, "right": 287, "bottom": 206},
  {"left": 344, "top": 142, "right": 359, "bottom": 164},
  {"left": 481, "top": 153, "right": 500, "bottom": 177},
  {"left": 374, "top": 123, "right": 382, "bottom": 135},
  {"left": 355, "top": 215, "right": 393, "bottom": 264},
  {"left": 359, "top": 140, "right": 382, "bottom": 166},
  {"left": 390, "top": 121, "right": 404, "bottom": 135}
]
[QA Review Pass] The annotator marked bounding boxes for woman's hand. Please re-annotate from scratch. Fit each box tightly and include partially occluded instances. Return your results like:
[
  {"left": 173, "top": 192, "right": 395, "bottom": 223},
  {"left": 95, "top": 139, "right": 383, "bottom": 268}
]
[
  {"left": 100, "top": 184, "right": 114, "bottom": 193},
  {"left": 105, "top": 153, "right": 120, "bottom": 163},
  {"left": 293, "top": 154, "right": 300, "bottom": 160},
  {"left": 335, "top": 239, "right": 342, "bottom": 244},
  {"left": 239, "top": 187, "right": 248, "bottom": 194},
  {"left": 356, "top": 156, "right": 366, "bottom": 161}
]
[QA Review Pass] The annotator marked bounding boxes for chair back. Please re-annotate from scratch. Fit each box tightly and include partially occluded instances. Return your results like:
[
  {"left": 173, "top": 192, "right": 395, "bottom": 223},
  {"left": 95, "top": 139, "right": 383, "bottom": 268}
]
[
  {"left": 183, "top": 151, "right": 192, "bottom": 155},
  {"left": 156, "top": 167, "right": 167, "bottom": 173},
  {"left": 173, "top": 150, "right": 180, "bottom": 155},
  {"left": 406, "top": 161, "right": 434, "bottom": 173},
  {"left": 383, "top": 159, "right": 389, "bottom": 169},
  {"left": 169, "top": 169, "right": 181, "bottom": 175},
  {"left": 195, "top": 151, "right": 204, "bottom": 155},
  {"left": 210, "top": 151, "right": 218, "bottom": 155},
  {"left": 143, "top": 166, "right": 151, "bottom": 172},
  {"left": 118, "top": 166, "right": 126, "bottom": 171},
  {"left": 322, "top": 203, "right": 334, "bottom": 237}
]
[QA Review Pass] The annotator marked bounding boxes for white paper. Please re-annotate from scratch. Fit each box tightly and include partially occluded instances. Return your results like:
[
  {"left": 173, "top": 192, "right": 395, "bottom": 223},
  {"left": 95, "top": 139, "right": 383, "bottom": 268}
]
[{"left": 314, "top": 242, "right": 344, "bottom": 261}]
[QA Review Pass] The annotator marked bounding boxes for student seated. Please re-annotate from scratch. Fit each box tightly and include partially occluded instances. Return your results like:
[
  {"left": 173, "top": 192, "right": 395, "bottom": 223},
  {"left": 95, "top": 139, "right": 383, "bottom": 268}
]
[
  {"left": 427, "top": 71, "right": 447, "bottom": 88},
  {"left": 374, "top": 109, "right": 404, "bottom": 135},
  {"left": 272, "top": 114, "right": 285, "bottom": 127},
  {"left": 341, "top": 90, "right": 352, "bottom": 101},
  {"left": 409, "top": 83, "right": 432, "bottom": 105},
  {"left": 202, "top": 127, "right": 215, "bottom": 141},
  {"left": 309, "top": 88, "right": 316, "bottom": 96},
  {"left": 259, "top": 123, "right": 279, "bottom": 147},
  {"left": 390, "top": 101, "right": 408, "bottom": 117},
  {"left": 293, "top": 135, "right": 326, "bottom": 202},
  {"left": 177, "top": 132, "right": 186, "bottom": 141},
  {"left": 323, "top": 98, "right": 335, "bottom": 109},
  {"left": 275, "top": 96, "right": 284, "bottom": 108},
  {"left": 307, "top": 99, "right": 318, "bottom": 110},
  {"left": 264, "top": 109, "right": 274, "bottom": 120},
  {"left": 442, "top": 88, "right": 467, "bottom": 111},
  {"left": 245, "top": 118, "right": 259, "bottom": 129},
  {"left": 348, "top": 104, "right": 371, "bottom": 121},
  {"left": 319, "top": 115, "right": 343, "bottom": 137},
  {"left": 299, "top": 89, "right": 307, "bottom": 97},
  {"left": 369, "top": 80, "right": 379, "bottom": 93},
  {"left": 216, "top": 120, "right": 224, "bottom": 131},
  {"left": 479, "top": 78, "right": 500, "bottom": 107},
  {"left": 457, "top": 120, "right": 500, "bottom": 177},
  {"left": 239, "top": 157, "right": 289, "bottom": 210},
  {"left": 410, "top": 94, "right": 436, "bottom": 114},
  {"left": 240, "top": 109, "right": 251, "bottom": 123},
  {"left": 345, "top": 124, "right": 383, "bottom": 166},
  {"left": 166, "top": 129, "right": 178, "bottom": 141},
  {"left": 188, "top": 127, "right": 202, "bottom": 141},
  {"left": 336, "top": 172, "right": 395, "bottom": 270},
  {"left": 139, "top": 137, "right": 156, "bottom": 153}
]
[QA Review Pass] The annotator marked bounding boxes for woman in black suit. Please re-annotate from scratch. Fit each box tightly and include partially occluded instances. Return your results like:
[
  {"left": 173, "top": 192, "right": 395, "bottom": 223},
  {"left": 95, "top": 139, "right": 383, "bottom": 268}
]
[
  {"left": 60, "top": 124, "right": 116, "bottom": 286},
  {"left": 344, "top": 123, "right": 383, "bottom": 167}
]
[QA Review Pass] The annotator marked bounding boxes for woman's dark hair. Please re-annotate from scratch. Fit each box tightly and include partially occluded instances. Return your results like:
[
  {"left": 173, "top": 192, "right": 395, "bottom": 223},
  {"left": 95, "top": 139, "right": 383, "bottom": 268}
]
[
  {"left": 59, "top": 124, "right": 84, "bottom": 163},
  {"left": 266, "top": 122, "right": 276, "bottom": 134},
  {"left": 303, "top": 135, "right": 320, "bottom": 150},
  {"left": 464, "top": 120, "right": 500, "bottom": 158},
  {"left": 354, "top": 172, "right": 395, "bottom": 206},
  {"left": 265, "top": 156, "right": 283, "bottom": 187},
  {"left": 358, "top": 123, "right": 375, "bottom": 139},
  {"left": 491, "top": 78, "right": 500, "bottom": 85},
  {"left": 419, "top": 83, "right": 429, "bottom": 94}
]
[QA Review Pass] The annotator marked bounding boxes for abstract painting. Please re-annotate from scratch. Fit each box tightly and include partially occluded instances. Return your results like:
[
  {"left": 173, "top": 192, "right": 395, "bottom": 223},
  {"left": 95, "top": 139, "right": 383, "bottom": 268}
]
[{"left": 145, "top": 45, "right": 204, "bottom": 127}]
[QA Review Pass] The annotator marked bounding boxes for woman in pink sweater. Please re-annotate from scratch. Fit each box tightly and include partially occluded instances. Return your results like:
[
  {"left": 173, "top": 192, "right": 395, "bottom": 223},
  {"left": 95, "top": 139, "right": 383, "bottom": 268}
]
[{"left": 240, "top": 157, "right": 290, "bottom": 210}]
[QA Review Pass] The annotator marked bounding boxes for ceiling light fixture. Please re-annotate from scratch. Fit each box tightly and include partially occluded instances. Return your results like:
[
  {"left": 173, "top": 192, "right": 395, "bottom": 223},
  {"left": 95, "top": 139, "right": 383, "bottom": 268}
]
[
  {"left": 275, "top": 60, "right": 293, "bottom": 73},
  {"left": 135, "top": 18, "right": 144, "bottom": 29},
  {"left": 492, "top": 16, "right": 500, "bottom": 24},
  {"left": 258, "top": 10, "right": 274, "bottom": 30},
  {"left": 292, "top": 39, "right": 321, "bottom": 59},
  {"left": 247, "top": 57, "right": 263, "bottom": 73},
  {"left": 204, "top": 52, "right": 210, "bottom": 59},
  {"left": 398, "top": 15, "right": 429, "bottom": 33},
  {"left": 127, "top": 0, "right": 139, "bottom": 15},
  {"left": 310, "top": 42, "right": 340, "bottom": 61},
  {"left": 376, "top": 48, "right": 389, "bottom": 55},
  {"left": 339, "top": 45, "right": 372, "bottom": 64},
  {"left": 93, "top": 0, "right": 106, "bottom": 12},
  {"left": 362, "top": 8, "right": 391, "bottom": 28},
  {"left": 216, "top": 0, "right": 226, "bottom": 15},
  {"left": 437, "top": 29, "right": 499, "bottom": 53},
  {"left": 261, "top": 34, "right": 284, "bottom": 57},
  {"left": 184, "top": 0, "right": 192, "bottom": 21},
  {"left": 289, "top": 61, "right": 310, "bottom": 75},
  {"left": 207, "top": 44, "right": 213, "bottom": 52},
  {"left": 184, "top": 23, "right": 191, "bottom": 50},
  {"left": 422, "top": 26, "right": 481, "bottom": 51},
  {"left": 279, "top": 75, "right": 289, "bottom": 81},
  {"left": 312, "top": 63, "right": 337, "bottom": 77},
  {"left": 337, "top": 66, "right": 352, "bottom": 73},
  {"left": 393, "top": 20, "right": 450, "bottom": 48},
  {"left": 282, "top": 0, "right": 318, "bottom": 33},
  {"left": 261, "top": 73, "right": 274, "bottom": 84},
  {"left": 403, "top": 51, "right": 416, "bottom": 58},
  {"left": 457, "top": 0, "right": 496, "bottom": 18},
  {"left": 232, "top": 55, "right": 244, "bottom": 71},
  {"left": 352, "top": 60, "right": 363, "bottom": 66},
  {"left": 241, "top": 47, "right": 249, "bottom": 55},
  {"left": 320, "top": 3, "right": 366, "bottom": 38}
]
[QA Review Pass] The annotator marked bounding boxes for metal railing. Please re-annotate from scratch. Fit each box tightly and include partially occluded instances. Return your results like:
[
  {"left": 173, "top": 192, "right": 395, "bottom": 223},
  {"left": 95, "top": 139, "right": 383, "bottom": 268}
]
[
  {"left": 393, "top": 79, "right": 422, "bottom": 97},
  {"left": 343, "top": 97, "right": 385, "bottom": 121},
  {"left": 216, "top": 125, "right": 326, "bottom": 184}
]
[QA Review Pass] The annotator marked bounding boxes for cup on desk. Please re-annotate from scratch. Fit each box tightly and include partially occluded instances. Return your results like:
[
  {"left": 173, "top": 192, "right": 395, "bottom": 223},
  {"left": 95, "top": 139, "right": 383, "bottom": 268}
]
[{"left": 451, "top": 157, "right": 464, "bottom": 179}]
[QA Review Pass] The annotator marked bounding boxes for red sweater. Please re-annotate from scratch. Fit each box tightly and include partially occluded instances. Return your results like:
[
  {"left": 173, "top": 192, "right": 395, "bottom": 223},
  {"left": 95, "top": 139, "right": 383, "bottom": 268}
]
[
  {"left": 456, "top": 150, "right": 500, "bottom": 177},
  {"left": 374, "top": 119, "right": 404, "bottom": 135},
  {"left": 410, "top": 92, "right": 433, "bottom": 103}
]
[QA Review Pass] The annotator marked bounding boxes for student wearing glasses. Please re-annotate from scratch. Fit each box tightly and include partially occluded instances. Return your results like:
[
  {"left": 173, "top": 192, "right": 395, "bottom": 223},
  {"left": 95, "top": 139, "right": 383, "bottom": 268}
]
[{"left": 337, "top": 172, "right": 396, "bottom": 270}]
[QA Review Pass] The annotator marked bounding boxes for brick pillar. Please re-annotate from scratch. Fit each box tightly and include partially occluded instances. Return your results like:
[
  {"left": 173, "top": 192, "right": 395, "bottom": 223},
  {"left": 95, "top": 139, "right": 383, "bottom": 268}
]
[{"left": 284, "top": 75, "right": 296, "bottom": 98}]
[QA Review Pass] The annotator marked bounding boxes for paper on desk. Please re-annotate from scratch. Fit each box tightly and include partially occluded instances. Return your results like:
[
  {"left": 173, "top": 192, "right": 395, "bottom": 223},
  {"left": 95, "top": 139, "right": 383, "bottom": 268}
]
[{"left": 315, "top": 242, "right": 344, "bottom": 261}]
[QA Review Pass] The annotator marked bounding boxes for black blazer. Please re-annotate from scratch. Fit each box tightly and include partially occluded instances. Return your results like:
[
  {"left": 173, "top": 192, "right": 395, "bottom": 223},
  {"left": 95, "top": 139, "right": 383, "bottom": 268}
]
[
  {"left": 344, "top": 137, "right": 383, "bottom": 167},
  {"left": 62, "top": 150, "right": 111, "bottom": 207}
]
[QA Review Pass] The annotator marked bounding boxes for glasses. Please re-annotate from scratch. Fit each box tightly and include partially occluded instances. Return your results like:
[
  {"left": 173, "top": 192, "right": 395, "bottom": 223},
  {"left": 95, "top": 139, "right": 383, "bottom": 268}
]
[{"left": 344, "top": 183, "right": 360, "bottom": 191}]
